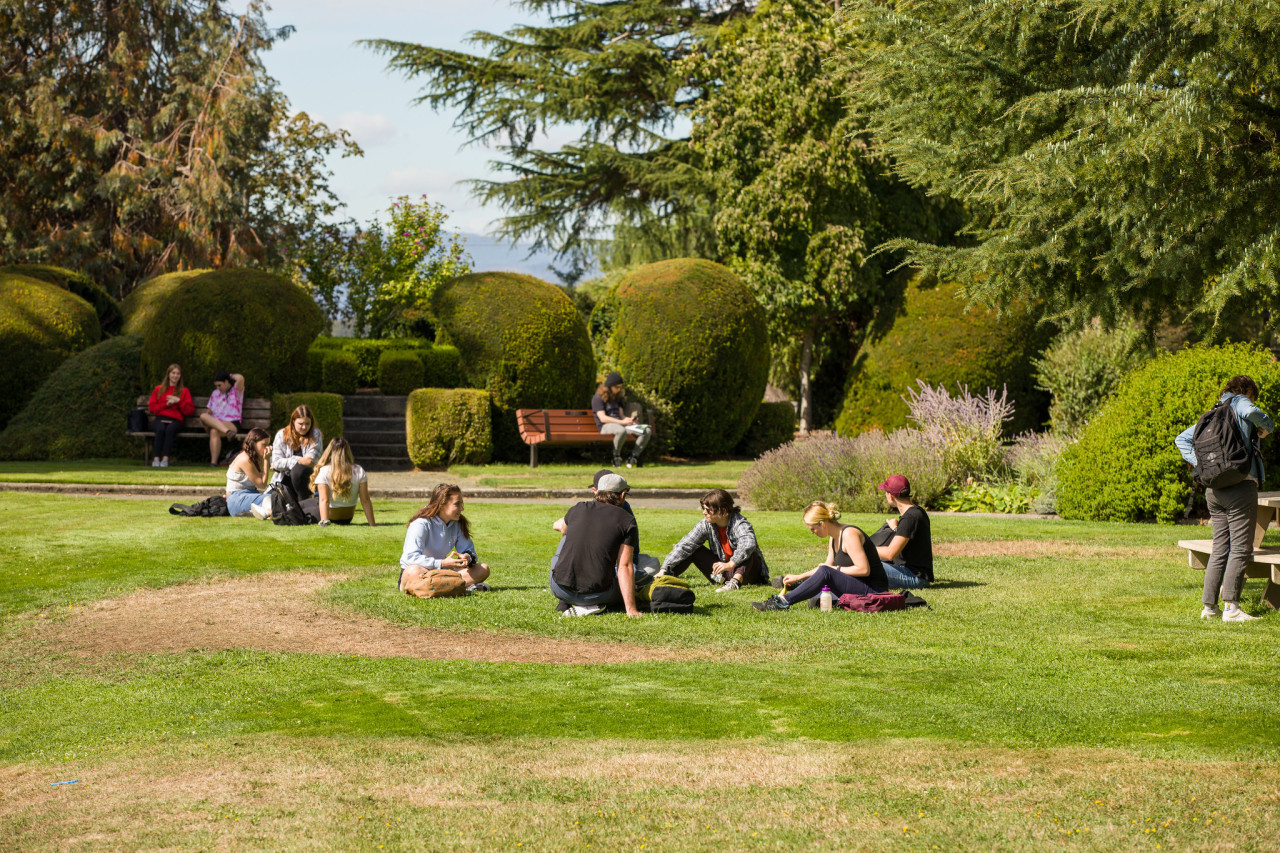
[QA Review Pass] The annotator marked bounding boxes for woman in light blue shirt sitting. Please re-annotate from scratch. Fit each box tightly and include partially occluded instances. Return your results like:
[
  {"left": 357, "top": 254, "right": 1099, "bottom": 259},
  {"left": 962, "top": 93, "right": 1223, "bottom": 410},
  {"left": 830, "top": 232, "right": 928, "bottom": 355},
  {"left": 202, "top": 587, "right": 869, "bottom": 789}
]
[
  {"left": 399, "top": 483, "right": 492, "bottom": 593},
  {"left": 1174, "top": 375, "right": 1274, "bottom": 623}
]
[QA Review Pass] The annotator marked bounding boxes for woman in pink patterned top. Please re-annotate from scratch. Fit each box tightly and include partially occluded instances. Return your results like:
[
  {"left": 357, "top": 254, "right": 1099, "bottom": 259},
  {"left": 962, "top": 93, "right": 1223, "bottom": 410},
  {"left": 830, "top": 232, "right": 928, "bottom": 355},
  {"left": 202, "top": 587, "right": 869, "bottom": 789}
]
[{"left": 199, "top": 371, "right": 245, "bottom": 466}]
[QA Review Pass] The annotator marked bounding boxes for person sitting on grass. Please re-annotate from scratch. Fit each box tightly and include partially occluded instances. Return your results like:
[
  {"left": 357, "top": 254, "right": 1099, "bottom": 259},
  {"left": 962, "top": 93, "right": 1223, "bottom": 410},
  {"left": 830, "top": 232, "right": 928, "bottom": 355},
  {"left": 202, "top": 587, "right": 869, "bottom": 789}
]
[
  {"left": 753, "top": 500, "right": 887, "bottom": 611},
  {"left": 147, "top": 362, "right": 195, "bottom": 468},
  {"left": 224, "top": 428, "right": 272, "bottom": 517},
  {"left": 868, "top": 475, "right": 933, "bottom": 590},
  {"left": 548, "top": 473, "right": 645, "bottom": 617},
  {"left": 658, "top": 488, "right": 770, "bottom": 592},
  {"left": 301, "top": 437, "right": 376, "bottom": 527},
  {"left": 199, "top": 370, "right": 244, "bottom": 467},
  {"left": 399, "top": 483, "right": 490, "bottom": 593},
  {"left": 271, "top": 405, "right": 322, "bottom": 500},
  {"left": 591, "top": 371, "right": 652, "bottom": 469}
]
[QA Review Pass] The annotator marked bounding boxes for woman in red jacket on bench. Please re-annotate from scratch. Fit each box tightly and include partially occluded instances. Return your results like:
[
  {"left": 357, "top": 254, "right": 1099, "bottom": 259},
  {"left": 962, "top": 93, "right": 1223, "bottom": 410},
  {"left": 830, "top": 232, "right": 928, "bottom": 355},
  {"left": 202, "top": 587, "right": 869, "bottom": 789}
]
[{"left": 147, "top": 363, "right": 195, "bottom": 467}]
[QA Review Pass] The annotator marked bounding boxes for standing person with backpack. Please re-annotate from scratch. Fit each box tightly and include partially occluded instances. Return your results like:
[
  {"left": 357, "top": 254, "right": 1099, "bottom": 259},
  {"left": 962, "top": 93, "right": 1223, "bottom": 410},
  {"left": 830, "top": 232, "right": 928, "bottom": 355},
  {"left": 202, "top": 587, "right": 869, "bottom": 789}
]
[{"left": 1175, "top": 376, "right": 1274, "bottom": 622}]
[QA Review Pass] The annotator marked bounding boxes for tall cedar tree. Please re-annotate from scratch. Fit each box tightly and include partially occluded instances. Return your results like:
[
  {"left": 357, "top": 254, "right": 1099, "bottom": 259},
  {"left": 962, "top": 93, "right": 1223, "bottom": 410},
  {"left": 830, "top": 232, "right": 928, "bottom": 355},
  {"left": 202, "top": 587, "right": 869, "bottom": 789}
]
[
  {"left": 846, "top": 0, "right": 1280, "bottom": 332},
  {"left": 0, "top": 0, "right": 358, "bottom": 296},
  {"left": 688, "top": 0, "right": 953, "bottom": 430},
  {"left": 362, "top": 0, "right": 753, "bottom": 269}
]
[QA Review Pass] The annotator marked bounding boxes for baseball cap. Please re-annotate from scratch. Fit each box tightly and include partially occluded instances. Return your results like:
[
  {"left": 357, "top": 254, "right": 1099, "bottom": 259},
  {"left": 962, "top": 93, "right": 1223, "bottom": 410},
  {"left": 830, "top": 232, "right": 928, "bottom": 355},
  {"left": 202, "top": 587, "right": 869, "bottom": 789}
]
[
  {"left": 591, "top": 468, "right": 614, "bottom": 489},
  {"left": 595, "top": 473, "right": 629, "bottom": 494},
  {"left": 877, "top": 474, "right": 910, "bottom": 497}
]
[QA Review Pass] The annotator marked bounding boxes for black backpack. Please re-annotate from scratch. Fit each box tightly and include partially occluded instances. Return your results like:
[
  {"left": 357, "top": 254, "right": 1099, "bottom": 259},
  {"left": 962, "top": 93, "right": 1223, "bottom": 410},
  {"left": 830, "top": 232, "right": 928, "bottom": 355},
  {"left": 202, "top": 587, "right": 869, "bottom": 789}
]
[
  {"left": 168, "top": 495, "right": 229, "bottom": 517},
  {"left": 269, "top": 480, "right": 312, "bottom": 526},
  {"left": 1190, "top": 397, "right": 1255, "bottom": 489}
]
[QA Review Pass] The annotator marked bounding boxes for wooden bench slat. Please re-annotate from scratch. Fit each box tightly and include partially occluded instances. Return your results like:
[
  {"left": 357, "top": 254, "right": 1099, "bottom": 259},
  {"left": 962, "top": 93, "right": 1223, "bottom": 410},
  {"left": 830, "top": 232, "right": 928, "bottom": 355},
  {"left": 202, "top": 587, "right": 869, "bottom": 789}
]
[{"left": 515, "top": 407, "right": 642, "bottom": 467}]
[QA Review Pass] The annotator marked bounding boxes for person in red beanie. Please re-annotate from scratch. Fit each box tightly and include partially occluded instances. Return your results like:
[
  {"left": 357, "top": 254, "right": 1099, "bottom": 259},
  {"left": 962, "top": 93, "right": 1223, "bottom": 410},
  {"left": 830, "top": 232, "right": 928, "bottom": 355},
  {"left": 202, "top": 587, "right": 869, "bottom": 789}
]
[{"left": 869, "top": 474, "right": 933, "bottom": 589}]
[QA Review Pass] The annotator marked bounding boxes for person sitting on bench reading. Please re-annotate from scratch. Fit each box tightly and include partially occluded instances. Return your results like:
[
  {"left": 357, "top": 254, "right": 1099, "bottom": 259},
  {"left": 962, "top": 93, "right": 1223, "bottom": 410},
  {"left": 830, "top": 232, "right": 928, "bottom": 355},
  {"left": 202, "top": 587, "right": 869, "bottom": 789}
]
[
  {"left": 591, "top": 372, "right": 652, "bottom": 469},
  {"left": 868, "top": 474, "right": 933, "bottom": 590}
]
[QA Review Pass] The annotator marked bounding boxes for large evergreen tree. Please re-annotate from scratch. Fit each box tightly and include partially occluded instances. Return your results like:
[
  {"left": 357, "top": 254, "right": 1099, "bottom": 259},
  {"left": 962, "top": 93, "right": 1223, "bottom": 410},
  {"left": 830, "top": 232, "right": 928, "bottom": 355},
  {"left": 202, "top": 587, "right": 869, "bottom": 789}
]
[
  {"left": 846, "top": 0, "right": 1280, "bottom": 331},
  {"left": 362, "top": 0, "right": 753, "bottom": 269},
  {"left": 0, "top": 0, "right": 358, "bottom": 295}
]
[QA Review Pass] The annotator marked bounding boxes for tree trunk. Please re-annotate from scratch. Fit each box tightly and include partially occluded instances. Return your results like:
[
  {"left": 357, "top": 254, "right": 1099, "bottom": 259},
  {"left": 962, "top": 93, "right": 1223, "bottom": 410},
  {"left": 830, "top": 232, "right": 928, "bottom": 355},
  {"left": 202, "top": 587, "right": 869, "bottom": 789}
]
[{"left": 798, "top": 324, "right": 815, "bottom": 434}]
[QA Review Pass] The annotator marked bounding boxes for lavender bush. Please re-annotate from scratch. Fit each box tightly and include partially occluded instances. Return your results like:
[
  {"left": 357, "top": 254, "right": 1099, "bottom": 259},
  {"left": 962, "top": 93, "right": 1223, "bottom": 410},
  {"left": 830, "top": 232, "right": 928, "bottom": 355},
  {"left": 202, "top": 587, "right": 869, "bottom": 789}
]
[
  {"left": 905, "top": 380, "right": 1013, "bottom": 483},
  {"left": 739, "top": 429, "right": 948, "bottom": 512},
  {"left": 1004, "top": 430, "right": 1069, "bottom": 514}
]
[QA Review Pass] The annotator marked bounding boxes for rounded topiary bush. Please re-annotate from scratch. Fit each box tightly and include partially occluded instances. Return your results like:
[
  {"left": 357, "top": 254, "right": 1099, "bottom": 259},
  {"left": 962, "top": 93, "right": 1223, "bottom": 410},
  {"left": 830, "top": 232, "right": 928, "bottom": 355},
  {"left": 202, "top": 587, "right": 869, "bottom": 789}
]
[
  {"left": 322, "top": 350, "right": 359, "bottom": 395},
  {"left": 0, "top": 271, "right": 101, "bottom": 427},
  {"left": 0, "top": 334, "right": 142, "bottom": 460},
  {"left": 0, "top": 264, "right": 122, "bottom": 335},
  {"left": 140, "top": 269, "right": 324, "bottom": 397},
  {"left": 835, "top": 272, "right": 1053, "bottom": 437},
  {"left": 591, "top": 258, "right": 769, "bottom": 455},
  {"left": 379, "top": 350, "right": 425, "bottom": 396},
  {"left": 121, "top": 270, "right": 211, "bottom": 337},
  {"left": 432, "top": 271, "right": 595, "bottom": 459},
  {"left": 407, "top": 388, "right": 493, "bottom": 468},
  {"left": 1057, "top": 343, "right": 1280, "bottom": 523}
]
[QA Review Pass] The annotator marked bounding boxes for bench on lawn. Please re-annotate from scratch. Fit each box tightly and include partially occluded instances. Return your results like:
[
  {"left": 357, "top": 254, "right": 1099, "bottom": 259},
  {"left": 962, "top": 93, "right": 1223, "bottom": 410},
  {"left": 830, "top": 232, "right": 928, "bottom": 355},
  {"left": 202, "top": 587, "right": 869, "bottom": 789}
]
[
  {"left": 1178, "top": 540, "right": 1280, "bottom": 610},
  {"left": 127, "top": 395, "right": 271, "bottom": 464},
  {"left": 515, "top": 408, "right": 641, "bottom": 468}
]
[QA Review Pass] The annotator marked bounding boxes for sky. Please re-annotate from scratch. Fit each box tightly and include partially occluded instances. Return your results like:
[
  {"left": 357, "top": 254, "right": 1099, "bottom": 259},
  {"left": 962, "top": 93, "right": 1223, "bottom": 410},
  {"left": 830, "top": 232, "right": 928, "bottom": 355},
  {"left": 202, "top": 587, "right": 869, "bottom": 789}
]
[{"left": 257, "top": 0, "right": 562, "bottom": 274}]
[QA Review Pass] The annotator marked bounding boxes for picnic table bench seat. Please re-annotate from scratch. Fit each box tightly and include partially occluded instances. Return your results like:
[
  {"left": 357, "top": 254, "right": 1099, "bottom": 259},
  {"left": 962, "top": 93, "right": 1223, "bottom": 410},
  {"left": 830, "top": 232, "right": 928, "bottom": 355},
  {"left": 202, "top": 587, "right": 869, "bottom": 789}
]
[
  {"left": 515, "top": 408, "right": 640, "bottom": 468},
  {"left": 127, "top": 394, "right": 271, "bottom": 464},
  {"left": 1177, "top": 539, "right": 1280, "bottom": 610}
]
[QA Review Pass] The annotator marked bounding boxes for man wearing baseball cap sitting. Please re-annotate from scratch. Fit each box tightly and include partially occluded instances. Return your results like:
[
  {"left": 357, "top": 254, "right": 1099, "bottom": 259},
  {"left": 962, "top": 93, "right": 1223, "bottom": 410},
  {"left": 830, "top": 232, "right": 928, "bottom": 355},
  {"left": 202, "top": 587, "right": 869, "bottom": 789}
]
[
  {"left": 869, "top": 474, "right": 933, "bottom": 589},
  {"left": 548, "top": 472, "right": 647, "bottom": 617}
]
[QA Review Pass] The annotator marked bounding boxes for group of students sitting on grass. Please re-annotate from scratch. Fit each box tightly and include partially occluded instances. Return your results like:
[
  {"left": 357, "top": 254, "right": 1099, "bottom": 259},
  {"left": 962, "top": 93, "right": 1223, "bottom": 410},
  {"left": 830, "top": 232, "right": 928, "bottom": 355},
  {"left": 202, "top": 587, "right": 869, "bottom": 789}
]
[{"left": 393, "top": 472, "right": 934, "bottom": 616}]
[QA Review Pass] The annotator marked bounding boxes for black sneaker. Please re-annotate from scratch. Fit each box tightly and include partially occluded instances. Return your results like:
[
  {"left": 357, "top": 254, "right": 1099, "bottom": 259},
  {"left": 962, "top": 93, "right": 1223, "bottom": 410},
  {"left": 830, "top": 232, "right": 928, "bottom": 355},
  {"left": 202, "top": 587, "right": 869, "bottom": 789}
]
[
  {"left": 628, "top": 454, "right": 642, "bottom": 468},
  {"left": 612, "top": 455, "right": 623, "bottom": 468},
  {"left": 752, "top": 595, "right": 790, "bottom": 612}
]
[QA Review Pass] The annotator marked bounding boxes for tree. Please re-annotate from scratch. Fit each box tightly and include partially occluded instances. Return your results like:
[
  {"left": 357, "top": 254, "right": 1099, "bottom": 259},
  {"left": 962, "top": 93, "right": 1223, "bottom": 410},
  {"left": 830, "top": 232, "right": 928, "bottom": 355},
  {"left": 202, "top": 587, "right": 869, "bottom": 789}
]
[
  {"left": 846, "top": 0, "right": 1280, "bottom": 333},
  {"left": 0, "top": 0, "right": 358, "bottom": 296},
  {"left": 362, "top": 1, "right": 753, "bottom": 269},
  {"left": 687, "top": 0, "right": 953, "bottom": 431}
]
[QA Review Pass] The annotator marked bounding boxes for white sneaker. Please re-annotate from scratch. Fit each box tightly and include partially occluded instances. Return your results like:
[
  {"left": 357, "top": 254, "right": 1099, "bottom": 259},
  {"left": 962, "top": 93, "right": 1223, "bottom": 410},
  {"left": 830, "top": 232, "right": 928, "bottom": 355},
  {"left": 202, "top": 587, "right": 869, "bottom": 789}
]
[
  {"left": 151, "top": 459, "right": 161, "bottom": 467},
  {"left": 1200, "top": 605, "right": 1222, "bottom": 620},
  {"left": 466, "top": 582, "right": 491, "bottom": 593},
  {"left": 159, "top": 459, "right": 169, "bottom": 468},
  {"left": 564, "top": 604, "right": 606, "bottom": 617},
  {"left": 715, "top": 578, "right": 741, "bottom": 593},
  {"left": 1223, "top": 605, "right": 1258, "bottom": 623},
  {"left": 250, "top": 500, "right": 271, "bottom": 520}
]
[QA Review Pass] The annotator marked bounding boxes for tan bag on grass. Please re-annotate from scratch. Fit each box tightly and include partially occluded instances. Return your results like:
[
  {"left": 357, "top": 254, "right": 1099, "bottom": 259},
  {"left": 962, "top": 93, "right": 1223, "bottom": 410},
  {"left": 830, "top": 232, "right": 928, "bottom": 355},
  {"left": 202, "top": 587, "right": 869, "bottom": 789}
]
[{"left": 401, "top": 567, "right": 467, "bottom": 598}]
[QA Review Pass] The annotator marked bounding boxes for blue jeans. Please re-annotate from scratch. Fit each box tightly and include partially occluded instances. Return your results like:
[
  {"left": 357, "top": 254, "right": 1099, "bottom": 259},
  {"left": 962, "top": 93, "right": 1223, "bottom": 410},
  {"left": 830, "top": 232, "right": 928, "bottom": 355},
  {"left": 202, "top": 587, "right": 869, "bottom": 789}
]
[
  {"left": 227, "top": 488, "right": 267, "bottom": 516},
  {"left": 548, "top": 537, "right": 651, "bottom": 607},
  {"left": 883, "top": 561, "right": 929, "bottom": 590}
]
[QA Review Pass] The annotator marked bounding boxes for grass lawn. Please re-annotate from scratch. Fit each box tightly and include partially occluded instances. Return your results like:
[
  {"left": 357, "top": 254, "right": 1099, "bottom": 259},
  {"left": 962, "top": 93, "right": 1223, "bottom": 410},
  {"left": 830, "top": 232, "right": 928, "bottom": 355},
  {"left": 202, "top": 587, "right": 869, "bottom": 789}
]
[{"left": 2, "top": 493, "right": 1278, "bottom": 850}]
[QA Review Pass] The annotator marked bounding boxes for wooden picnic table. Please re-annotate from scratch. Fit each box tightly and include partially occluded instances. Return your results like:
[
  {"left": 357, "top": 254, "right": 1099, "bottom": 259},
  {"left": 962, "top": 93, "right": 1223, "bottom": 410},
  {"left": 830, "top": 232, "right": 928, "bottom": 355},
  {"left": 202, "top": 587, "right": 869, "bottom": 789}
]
[{"left": 1178, "top": 490, "right": 1280, "bottom": 609}]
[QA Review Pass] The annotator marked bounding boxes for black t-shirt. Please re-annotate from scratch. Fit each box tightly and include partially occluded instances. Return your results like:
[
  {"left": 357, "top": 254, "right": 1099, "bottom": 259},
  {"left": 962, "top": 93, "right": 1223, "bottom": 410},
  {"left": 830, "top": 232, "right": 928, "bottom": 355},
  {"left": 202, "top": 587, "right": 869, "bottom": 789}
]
[
  {"left": 591, "top": 393, "right": 623, "bottom": 427},
  {"left": 552, "top": 500, "right": 639, "bottom": 593},
  {"left": 830, "top": 524, "right": 888, "bottom": 592},
  {"left": 870, "top": 505, "right": 933, "bottom": 582}
]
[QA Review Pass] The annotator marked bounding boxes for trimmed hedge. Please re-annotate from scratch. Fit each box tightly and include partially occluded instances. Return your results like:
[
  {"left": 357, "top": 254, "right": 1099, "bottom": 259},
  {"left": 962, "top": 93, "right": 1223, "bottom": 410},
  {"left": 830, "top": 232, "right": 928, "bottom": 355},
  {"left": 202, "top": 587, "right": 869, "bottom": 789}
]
[
  {"left": 322, "top": 350, "right": 359, "bottom": 395},
  {"left": 0, "top": 335, "right": 142, "bottom": 460},
  {"left": 0, "top": 271, "right": 101, "bottom": 428},
  {"left": 432, "top": 271, "right": 595, "bottom": 460},
  {"left": 1057, "top": 343, "right": 1280, "bottom": 523},
  {"left": 379, "top": 350, "right": 425, "bottom": 396},
  {"left": 0, "top": 264, "right": 122, "bottom": 335},
  {"left": 592, "top": 259, "right": 769, "bottom": 455},
  {"left": 121, "top": 270, "right": 210, "bottom": 337},
  {"left": 270, "top": 393, "right": 344, "bottom": 446},
  {"left": 407, "top": 388, "right": 493, "bottom": 468},
  {"left": 735, "top": 401, "right": 797, "bottom": 458},
  {"left": 835, "top": 272, "right": 1053, "bottom": 437},
  {"left": 311, "top": 336, "right": 432, "bottom": 387},
  {"left": 419, "top": 344, "right": 463, "bottom": 388},
  {"left": 140, "top": 269, "right": 324, "bottom": 397}
]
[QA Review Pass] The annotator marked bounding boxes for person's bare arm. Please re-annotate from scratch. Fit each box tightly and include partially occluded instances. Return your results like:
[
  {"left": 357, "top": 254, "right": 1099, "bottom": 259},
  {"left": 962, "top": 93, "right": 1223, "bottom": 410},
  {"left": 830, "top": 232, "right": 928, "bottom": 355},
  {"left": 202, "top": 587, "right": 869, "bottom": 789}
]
[
  {"left": 877, "top": 535, "right": 910, "bottom": 563},
  {"left": 552, "top": 517, "right": 567, "bottom": 535},
  {"left": 617, "top": 543, "right": 641, "bottom": 617},
  {"left": 359, "top": 480, "right": 376, "bottom": 526},
  {"left": 842, "top": 528, "right": 872, "bottom": 578}
]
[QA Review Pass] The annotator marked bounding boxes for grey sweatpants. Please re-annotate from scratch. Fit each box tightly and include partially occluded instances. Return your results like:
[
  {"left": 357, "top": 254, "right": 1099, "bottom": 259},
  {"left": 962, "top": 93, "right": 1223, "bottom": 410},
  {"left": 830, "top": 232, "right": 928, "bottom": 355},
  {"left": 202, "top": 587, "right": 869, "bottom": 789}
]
[{"left": 1204, "top": 479, "right": 1258, "bottom": 606}]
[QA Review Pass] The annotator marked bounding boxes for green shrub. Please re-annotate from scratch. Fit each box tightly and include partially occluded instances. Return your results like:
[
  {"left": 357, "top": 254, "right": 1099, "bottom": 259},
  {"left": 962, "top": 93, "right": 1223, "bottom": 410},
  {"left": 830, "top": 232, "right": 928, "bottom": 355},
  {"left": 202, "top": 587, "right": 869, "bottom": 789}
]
[
  {"left": 378, "top": 350, "right": 425, "bottom": 396},
  {"left": 1057, "top": 343, "right": 1280, "bottom": 523},
  {"left": 306, "top": 347, "right": 327, "bottom": 392},
  {"left": 407, "top": 388, "right": 493, "bottom": 468},
  {"left": 1004, "top": 431, "right": 1068, "bottom": 515},
  {"left": 270, "top": 393, "right": 344, "bottom": 445},
  {"left": 121, "top": 270, "right": 210, "bottom": 337},
  {"left": 735, "top": 401, "right": 797, "bottom": 458},
  {"left": 140, "top": 269, "right": 324, "bottom": 397},
  {"left": 938, "top": 481, "right": 1035, "bottom": 514},
  {"left": 432, "top": 271, "right": 595, "bottom": 460},
  {"left": 835, "top": 272, "right": 1053, "bottom": 437},
  {"left": 0, "top": 271, "right": 101, "bottom": 428},
  {"left": 321, "top": 350, "right": 359, "bottom": 395},
  {"left": 1033, "top": 320, "right": 1154, "bottom": 436},
  {"left": 0, "top": 264, "right": 122, "bottom": 335},
  {"left": 0, "top": 335, "right": 142, "bottom": 460},
  {"left": 419, "top": 344, "right": 464, "bottom": 388},
  {"left": 310, "top": 336, "right": 432, "bottom": 386},
  {"left": 592, "top": 258, "right": 769, "bottom": 455}
]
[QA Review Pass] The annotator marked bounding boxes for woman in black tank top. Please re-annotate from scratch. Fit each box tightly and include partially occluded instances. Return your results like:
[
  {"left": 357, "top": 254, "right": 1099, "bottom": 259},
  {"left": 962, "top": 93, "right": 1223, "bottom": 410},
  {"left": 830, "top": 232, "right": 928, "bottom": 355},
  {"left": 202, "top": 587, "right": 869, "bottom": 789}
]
[{"left": 753, "top": 500, "right": 887, "bottom": 610}]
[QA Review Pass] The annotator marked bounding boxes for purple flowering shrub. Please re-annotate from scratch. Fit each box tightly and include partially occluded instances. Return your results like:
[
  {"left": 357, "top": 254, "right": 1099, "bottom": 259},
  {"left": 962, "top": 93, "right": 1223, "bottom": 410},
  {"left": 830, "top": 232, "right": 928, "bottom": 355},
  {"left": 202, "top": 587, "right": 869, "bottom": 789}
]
[
  {"left": 1004, "top": 430, "right": 1069, "bottom": 513},
  {"left": 905, "top": 380, "right": 1013, "bottom": 482},
  {"left": 739, "top": 429, "right": 948, "bottom": 511}
]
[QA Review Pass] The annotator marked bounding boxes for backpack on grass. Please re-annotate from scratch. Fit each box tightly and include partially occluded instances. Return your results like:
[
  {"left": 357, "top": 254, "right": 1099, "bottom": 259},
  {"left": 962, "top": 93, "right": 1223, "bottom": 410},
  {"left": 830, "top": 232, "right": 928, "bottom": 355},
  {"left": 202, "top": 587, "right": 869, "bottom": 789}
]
[
  {"left": 269, "top": 480, "right": 312, "bottom": 526},
  {"left": 837, "top": 591, "right": 907, "bottom": 613},
  {"left": 1191, "top": 397, "right": 1255, "bottom": 490},
  {"left": 168, "top": 495, "right": 228, "bottom": 517}
]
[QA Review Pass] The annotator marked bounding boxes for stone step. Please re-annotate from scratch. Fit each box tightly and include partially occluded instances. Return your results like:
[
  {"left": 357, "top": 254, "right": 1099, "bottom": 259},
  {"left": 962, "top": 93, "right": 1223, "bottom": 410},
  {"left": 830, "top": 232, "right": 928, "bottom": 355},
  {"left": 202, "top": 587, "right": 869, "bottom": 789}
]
[
  {"left": 342, "top": 395, "right": 408, "bottom": 417},
  {"left": 344, "top": 426, "right": 407, "bottom": 443},
  {"left": 344, "top": 416, "right": 406, "bottom": 432},
  {"left": 348, "top": 439, "right": 410, "bottom": 455},
  {"left": 359, "top": 457, "right": 416, "bottom": 472}
]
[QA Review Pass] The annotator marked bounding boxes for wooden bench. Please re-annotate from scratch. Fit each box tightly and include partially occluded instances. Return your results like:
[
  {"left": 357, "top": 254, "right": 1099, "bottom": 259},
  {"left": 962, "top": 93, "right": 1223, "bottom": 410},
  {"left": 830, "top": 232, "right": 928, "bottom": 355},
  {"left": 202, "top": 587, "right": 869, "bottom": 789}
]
[
  {"left": 515, "top": 408, "right": 641, "bottom": 468},
  {"left": 127, "top": 395, "right": 271, "bottom": 463},
  {"left": 1177, "top": 540, "right": 1280, "bottom": 609}
]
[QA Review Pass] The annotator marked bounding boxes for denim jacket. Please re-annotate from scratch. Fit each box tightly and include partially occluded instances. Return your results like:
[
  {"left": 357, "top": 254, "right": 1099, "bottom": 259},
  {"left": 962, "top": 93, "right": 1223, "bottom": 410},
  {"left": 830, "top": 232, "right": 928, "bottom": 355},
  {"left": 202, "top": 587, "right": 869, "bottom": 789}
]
[{"left": 1175, "top": 393, "right": 1274, "bottom": 482}]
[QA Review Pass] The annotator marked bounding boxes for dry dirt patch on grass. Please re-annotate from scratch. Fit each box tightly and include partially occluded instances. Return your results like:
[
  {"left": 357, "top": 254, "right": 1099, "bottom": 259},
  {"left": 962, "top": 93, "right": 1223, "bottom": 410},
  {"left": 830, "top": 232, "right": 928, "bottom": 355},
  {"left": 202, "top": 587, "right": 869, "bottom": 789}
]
[
  {"left": 28, "top": 573, "right": 686, "bottom": 665},
  {"left": 935, "top": 539, "right": 1173, "bottom": 560},
  {"left": 2, "top": 737, "right": 1277, "bottom": 851}
]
